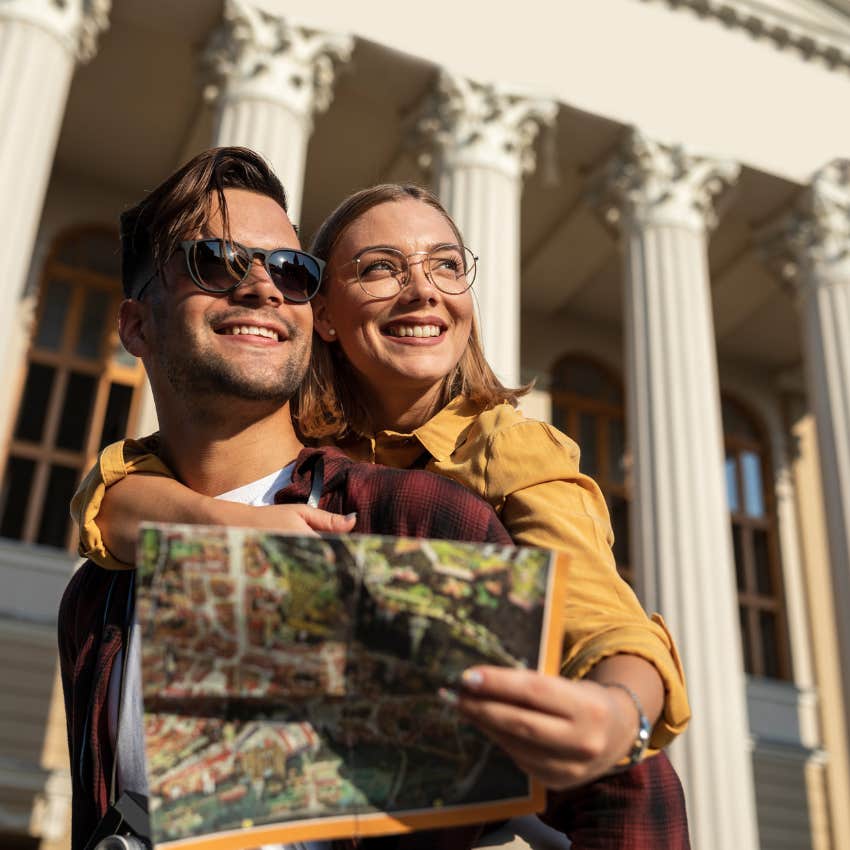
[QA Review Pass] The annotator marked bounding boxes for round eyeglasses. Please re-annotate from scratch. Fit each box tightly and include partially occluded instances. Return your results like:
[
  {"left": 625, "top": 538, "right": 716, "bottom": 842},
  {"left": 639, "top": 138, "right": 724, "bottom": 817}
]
[{"left": 352, "top": 244, "right": 478, "bottom": 298}]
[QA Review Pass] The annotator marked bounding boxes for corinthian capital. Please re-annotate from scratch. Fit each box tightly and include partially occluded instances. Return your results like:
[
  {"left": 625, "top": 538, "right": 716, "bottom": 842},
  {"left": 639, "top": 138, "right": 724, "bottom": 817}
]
[
  {"left": 203, "top": 0, "right": 352, "bottom": 119},
  {"left": 0, "top": 0, "right": 110, "bottom": 62},
  {"left": 590, "top": 128, "right": 739, "bottom": 232},
  {"left": 761, "top": 159, "right": 850, "bottom": 296},
  {"left": 414, "top": 70, "right": 558, "bottom": 179}
]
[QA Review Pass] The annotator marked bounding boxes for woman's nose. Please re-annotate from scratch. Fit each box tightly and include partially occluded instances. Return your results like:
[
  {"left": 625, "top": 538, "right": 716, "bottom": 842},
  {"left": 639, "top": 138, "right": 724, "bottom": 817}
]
[{"left": 401, "top": 257, "right": 438, "bottom": 301}]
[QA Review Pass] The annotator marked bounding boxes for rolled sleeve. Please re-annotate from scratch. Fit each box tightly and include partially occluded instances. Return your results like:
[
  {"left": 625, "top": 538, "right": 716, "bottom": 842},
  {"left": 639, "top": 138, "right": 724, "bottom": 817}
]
[
  {"left": 70, "top": 435, "right": 172, "bottom": 570},
  {"left": 485, "top": 419, "right": 690, "bottom": 749}
]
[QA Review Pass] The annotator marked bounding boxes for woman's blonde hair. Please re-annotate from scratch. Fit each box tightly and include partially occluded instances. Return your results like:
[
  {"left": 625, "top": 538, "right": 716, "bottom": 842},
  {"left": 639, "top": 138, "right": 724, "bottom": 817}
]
[{"left": 294, "top": 183, "right": 530, "bottom": 440}]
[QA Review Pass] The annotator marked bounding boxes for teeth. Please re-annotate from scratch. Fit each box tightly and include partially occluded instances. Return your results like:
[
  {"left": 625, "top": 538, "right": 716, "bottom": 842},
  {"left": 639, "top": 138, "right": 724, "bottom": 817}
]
[
  {"left": 386, "top": 324, "right": 442, "bottom": 338},
  {"left": 221, "top": 325, "right": 279, "bottom": 341}
]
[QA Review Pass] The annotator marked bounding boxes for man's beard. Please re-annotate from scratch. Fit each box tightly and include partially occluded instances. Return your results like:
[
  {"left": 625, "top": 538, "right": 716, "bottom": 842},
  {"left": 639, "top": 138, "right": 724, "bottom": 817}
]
[{"left": 155, "top": 308, "right": 309, "bottom": 406}]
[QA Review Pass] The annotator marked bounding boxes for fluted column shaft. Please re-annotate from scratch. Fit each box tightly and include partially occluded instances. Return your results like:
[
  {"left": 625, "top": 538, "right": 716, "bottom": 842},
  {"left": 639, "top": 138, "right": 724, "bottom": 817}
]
[
  {"left": 0, "top": 0, "right": 109, "bottom": 444},
  {"left": 416, "top": 73, "right": 556, "bottom": 386},
  {"left": 203, "top": 0, "right": 351, "bottom": 222},
  {"left": 595, "top": 130, "right": 758, "bottom": 850},
  {"left": 438, "top": 166, "right": 521, "bottom": 386},
  {"left": 767, "top": 160, "right": 850, "bottom": 749}
]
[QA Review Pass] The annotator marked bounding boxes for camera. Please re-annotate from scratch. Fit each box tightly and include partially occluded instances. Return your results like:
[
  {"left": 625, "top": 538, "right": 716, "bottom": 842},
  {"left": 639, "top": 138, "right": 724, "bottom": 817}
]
[
  {"left": 90, "top": 837, "right": 149, "bottom": 850},
  {"left": 83, "top": 791, "right": 151, "bottom": 850}
]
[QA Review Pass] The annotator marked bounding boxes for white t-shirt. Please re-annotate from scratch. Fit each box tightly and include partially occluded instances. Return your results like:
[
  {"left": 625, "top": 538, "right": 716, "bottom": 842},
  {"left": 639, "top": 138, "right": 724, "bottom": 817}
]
[{"left": 106, "top": 463, "right": 329, "bottom": 850}]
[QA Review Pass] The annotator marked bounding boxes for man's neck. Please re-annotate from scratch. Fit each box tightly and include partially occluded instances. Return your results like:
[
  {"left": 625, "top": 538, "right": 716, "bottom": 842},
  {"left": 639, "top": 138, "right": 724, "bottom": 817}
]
[{"left": 156, "top": 400, "right": 303, "bottom": 497}]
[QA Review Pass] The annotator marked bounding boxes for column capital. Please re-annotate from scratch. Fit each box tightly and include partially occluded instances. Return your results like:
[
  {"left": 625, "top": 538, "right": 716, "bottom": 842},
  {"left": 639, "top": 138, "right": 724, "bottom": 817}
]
[
  {"left": 760, "top": 159, "right": 850, "bottom": 296},
  {"left": 202, "top": 0, "right": 352, "bottom": 119},
  {"left": 414, "top": 70, "right": 558, "bottom": 179},
  {"left": 0, "top": 0, "right": 110, "bottom": 62},
  {"left": 589, "top": 128, "right": 739, "bottom": 232}
]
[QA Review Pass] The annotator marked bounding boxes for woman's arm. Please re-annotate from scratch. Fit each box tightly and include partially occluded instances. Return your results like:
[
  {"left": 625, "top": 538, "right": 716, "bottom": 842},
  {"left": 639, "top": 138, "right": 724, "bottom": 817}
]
[
  {"left": 73, "top": 438, "right": 354, "bottom": 569},
  {"left": 98, "top": 474, "right": 355, "bottom": 565},
  {"left": 482, "top": 418, "right": 689, "bottom": 749}
]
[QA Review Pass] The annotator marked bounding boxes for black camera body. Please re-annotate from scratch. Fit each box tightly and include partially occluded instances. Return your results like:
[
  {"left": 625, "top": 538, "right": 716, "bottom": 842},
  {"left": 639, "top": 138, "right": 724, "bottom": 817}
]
[{"left": 83, "top": 790, "right": 151, "bottom": 850}]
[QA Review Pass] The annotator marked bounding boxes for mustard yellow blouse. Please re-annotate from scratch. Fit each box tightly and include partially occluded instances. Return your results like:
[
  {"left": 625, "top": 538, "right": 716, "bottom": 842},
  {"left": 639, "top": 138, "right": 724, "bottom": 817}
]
[{"left": 71, "top": 395, "right": 689, "bottom": 749}]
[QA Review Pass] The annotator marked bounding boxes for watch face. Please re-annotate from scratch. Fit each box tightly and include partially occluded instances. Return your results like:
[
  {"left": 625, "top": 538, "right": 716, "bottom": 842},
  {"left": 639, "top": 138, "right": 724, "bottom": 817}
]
[{"left": 633, "top": 715, "right": 652, "bottom": 763}]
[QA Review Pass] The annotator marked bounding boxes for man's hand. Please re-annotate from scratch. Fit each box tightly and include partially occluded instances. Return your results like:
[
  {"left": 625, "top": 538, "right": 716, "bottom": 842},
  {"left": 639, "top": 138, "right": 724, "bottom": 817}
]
[{"left": 451, "top": 666, "right": 645, "bottom": 790}]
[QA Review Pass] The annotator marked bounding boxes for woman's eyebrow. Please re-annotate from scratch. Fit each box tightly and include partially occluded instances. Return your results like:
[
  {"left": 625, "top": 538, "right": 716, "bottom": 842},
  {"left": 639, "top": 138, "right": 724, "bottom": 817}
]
[{"left": 357, "top": 242, "right": 455, "bottom": 254}]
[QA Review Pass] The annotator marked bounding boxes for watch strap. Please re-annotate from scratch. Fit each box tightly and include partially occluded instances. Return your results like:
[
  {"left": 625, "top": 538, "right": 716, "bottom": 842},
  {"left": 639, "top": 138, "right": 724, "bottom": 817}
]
[{"left": 603, "top": 681, "right": 652, "bottom": 769}]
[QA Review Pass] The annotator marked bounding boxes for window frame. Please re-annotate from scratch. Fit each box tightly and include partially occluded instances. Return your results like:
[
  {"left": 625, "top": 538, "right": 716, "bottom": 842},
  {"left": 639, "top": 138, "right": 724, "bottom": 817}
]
[
  {"left": 1, "top": 226, "right": 144, "bottom": 550},
  {"left": 722, "top": 394, "right": 792, "bottom": 681}
]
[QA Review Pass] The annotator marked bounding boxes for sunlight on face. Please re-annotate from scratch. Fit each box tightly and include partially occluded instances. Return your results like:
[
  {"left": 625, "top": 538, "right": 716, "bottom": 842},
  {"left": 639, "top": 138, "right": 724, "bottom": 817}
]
[{"left": 315, "top": 199, "right": 475, "bottom": 420}]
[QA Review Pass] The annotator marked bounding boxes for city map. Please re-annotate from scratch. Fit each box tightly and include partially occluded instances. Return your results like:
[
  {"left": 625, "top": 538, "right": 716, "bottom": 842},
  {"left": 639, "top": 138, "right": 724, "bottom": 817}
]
[{"left": 135, "top": 525, "right": 567, "bottom": 849}]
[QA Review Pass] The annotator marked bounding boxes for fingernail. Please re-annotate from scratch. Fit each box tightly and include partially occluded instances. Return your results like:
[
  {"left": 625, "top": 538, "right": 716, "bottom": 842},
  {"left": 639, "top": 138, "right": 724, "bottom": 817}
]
[
  {"left": 437, "top": 686, "right": 459, "bottom": 706},
  {"left": 345, "top": 512, "right": 357, "bottom": 521},
  {"left": 461, "top": 669, "right": 484, "bottom": 689}
]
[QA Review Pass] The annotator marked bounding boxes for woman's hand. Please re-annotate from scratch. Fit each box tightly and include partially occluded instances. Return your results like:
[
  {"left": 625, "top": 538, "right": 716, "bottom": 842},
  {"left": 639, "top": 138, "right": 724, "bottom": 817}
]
[
  {"left": 452, "top": 656, "right": 663, "bottom": 790},
  {"left": 212, "top": 501, "right": 357, "bottom": 536}
]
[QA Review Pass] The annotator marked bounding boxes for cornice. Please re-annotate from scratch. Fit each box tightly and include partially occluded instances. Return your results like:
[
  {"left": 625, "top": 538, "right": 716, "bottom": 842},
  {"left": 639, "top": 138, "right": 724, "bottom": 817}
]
[{"left": 641, "top": 0, "right": 850, "bottom": 70}]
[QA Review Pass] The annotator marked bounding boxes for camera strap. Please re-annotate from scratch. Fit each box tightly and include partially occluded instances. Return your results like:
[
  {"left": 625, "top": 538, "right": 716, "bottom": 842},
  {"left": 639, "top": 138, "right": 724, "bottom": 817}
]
[
  {"left": 109, "top": 569, "right": 136, "bottom": 806},
  {"left": 306, "top": 454, "right": 324, "bottom": 507}
]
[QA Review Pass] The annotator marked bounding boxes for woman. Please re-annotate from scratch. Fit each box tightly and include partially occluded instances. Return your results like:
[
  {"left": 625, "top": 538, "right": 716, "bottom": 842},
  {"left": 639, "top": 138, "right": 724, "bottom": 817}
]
[{"left": 73, "top": 184, "right": 689, "bottom": 846}]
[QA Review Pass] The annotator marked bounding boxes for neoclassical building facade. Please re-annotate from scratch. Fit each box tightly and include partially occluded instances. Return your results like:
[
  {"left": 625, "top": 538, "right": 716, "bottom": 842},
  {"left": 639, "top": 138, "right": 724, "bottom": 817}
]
[{"left": 1, "top": 1, "right": 849, "bottom": 849}]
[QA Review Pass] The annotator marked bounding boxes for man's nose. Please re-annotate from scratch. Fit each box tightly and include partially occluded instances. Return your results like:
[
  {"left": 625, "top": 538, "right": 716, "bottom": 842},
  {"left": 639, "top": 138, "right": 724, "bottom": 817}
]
[{"left": 230, "top": 258, "right": 282, "bottom": 305}]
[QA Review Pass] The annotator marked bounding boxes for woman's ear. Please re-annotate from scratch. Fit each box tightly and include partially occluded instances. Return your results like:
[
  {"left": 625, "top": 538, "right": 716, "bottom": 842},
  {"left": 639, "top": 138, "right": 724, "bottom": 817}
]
[
  {"left": 118, "top": 299, "right": 151, "bottom": 358},
  {"left": 312, "top": 294, "right": 337, "bottom": 343}
]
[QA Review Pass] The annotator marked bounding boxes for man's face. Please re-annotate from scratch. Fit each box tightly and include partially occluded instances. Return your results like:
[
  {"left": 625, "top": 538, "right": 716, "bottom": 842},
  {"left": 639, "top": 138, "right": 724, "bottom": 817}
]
[{"left": 146, "top": 188, "right": 312, "bottom": 408}]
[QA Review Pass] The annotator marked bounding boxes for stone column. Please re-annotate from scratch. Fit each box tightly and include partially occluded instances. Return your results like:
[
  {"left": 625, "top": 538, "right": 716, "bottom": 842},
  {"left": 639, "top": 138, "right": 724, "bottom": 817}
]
[
  {"left": 415, "top": 72, "right": 557, "bottom": 386},
  {"left": 0, "top": 0, "right": 109, "bottom": 443},
  {"left": 592, "top": 129, "right": 759, "bottom": 850},
  {"left": 202, "top": 0, "right": 352, "bottom": 222},
  {"left": 763, "top": 160, "right": 850, "bottom": 765}
]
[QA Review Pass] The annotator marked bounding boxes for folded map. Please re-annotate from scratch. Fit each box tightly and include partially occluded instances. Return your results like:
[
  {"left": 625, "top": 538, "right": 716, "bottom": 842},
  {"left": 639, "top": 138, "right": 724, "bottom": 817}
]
[{"left": 135, "top": 525, "right": 567, "bottom": 850}]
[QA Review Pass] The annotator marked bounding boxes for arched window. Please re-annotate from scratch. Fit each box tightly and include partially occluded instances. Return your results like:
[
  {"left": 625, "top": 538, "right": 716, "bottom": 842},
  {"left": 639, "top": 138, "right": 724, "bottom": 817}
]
[
  {"left": 722, "top": 396, "right": 791, "bottom": 680},
  {"left": 550, "top": 356, "right": 631, "bottom": 584},
  {"left": 0, "top": 228, "right": 145, "bottom": 550}
]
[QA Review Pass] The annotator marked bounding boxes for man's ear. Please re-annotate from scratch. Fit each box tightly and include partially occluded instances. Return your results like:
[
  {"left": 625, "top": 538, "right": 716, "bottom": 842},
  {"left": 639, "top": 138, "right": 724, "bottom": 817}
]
[
  {"left": 118, "top": 299, "right": 152, "bottom": 358},
  {"left": 312, "top": 294, "right": 337, "bottom": 343}
]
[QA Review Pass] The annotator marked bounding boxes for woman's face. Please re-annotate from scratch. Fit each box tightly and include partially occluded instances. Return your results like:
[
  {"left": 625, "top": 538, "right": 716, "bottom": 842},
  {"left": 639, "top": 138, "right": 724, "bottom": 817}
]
[{"left": 314, "top": 199, "right": 475, "bottom": 416}]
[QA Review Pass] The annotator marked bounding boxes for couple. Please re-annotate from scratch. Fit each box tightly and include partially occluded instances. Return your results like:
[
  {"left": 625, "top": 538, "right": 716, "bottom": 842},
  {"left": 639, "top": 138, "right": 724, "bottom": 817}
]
[{"left": 60, "top": 147, "right": 690, "bottom": 850}]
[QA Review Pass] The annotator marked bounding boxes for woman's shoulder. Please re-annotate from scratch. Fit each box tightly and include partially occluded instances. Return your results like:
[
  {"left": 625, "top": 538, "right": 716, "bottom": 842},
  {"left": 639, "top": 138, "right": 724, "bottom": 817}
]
[{"left": 469, "top": 401, "right": 578, "bottom": 454}]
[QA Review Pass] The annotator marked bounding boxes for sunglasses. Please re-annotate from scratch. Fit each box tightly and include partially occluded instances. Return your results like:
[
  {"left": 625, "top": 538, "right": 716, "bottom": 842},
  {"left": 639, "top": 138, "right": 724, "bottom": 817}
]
[{"left": 137, "top": 239, "right": 325, "bottom": 302}]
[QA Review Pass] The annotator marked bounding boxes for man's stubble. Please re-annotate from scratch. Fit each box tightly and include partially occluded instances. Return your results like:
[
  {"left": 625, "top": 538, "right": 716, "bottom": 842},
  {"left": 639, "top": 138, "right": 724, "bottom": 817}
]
[{"left": 152, "top": 299, "right": 310, "bottom": 409}]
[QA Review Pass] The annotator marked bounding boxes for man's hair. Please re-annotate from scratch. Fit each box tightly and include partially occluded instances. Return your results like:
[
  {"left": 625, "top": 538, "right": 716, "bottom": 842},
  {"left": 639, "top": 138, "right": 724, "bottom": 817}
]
[
  {"left": 293, "top": 183, "right": 529, "bottom": 441},
  {"left": 120, "top": 147, "right": 287, "bottom": 298}
]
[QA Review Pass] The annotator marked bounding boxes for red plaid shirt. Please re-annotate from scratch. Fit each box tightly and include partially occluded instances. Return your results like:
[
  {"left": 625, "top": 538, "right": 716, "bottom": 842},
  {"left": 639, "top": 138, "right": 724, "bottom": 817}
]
[{"left": 59, "top": 446, "right": 689, "bottom": 850}]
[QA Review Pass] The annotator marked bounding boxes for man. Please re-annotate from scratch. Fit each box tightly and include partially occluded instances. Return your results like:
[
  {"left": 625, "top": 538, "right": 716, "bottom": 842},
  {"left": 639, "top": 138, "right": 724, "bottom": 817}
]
[{"left": 59, "top": 147, "right": 688, "bottom": 850}]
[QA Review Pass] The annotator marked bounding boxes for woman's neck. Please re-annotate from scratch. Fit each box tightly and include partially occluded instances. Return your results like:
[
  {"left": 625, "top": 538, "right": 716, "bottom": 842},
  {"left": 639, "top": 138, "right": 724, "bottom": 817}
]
[{"left": 369, "top": 382, "right": 445, "bottom": 434}]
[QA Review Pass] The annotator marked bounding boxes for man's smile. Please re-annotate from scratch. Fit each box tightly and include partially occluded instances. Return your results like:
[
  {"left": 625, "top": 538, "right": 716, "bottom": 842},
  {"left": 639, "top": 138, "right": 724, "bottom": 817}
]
[{"left": 216, "top": 324, "right": 281, "bottom": 341}]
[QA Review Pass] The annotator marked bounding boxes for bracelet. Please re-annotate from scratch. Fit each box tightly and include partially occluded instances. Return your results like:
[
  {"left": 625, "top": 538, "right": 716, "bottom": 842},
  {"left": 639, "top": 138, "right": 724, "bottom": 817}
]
[{"left": 602, "top": 682, "right": 652, "bottom": 769}]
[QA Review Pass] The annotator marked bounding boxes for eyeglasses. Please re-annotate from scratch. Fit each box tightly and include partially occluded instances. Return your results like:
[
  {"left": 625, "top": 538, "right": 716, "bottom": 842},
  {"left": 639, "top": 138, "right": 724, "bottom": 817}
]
[
  {"left": 136, "top": 239, "right": 325, "bottom": 302},
  {"left": 352, "top": 244, "right": 478, "bottom": 299}
]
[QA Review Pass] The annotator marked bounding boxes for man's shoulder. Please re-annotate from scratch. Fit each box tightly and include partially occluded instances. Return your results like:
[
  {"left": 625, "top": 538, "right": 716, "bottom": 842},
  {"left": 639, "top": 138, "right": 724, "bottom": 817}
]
[{"left": 345, "top": 455, "right": 512, "bottom": 543}]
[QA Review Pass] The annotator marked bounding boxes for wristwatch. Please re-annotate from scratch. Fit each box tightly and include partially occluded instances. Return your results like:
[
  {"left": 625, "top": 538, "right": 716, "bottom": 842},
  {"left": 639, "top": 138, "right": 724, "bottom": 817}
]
[{"left": 603, "top": 682, "right": 652, "bottom": 768}]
